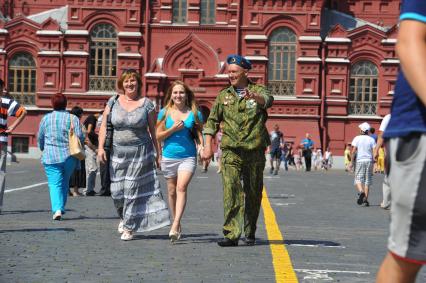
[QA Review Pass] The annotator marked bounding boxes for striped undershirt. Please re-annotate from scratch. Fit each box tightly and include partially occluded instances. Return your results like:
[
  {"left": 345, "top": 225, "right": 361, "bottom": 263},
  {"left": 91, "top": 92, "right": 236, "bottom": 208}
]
[{"left": 0, "top": 97, "right": 25, "bottom": 144}]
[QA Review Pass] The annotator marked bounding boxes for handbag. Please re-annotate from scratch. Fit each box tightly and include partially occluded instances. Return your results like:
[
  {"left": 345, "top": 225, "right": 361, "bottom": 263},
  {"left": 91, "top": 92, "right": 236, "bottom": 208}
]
[
  {"left": 104, "top": 95, "right": 119, "bottom": 151},
  {"left": 69, "top": 114, "right": 85, "bottom": 160},
  {"left": 102, "top": 95, "right": 119, "bottom": 189}
]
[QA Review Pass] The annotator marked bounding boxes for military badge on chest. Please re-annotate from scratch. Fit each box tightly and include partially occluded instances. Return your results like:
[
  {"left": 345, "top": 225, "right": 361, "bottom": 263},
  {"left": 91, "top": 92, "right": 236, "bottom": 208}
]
[
  {"left": 223, "top": 95, "right": 234, "bottom": 106},
  {"left": 246, "top": 99, "right": 257, "bottom": 109}
]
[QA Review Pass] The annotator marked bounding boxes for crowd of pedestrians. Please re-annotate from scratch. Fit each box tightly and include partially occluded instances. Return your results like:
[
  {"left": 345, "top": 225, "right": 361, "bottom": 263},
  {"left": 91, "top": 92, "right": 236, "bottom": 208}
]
[{"left": 2, "top": 1, "right": 426, "bottom": 277}]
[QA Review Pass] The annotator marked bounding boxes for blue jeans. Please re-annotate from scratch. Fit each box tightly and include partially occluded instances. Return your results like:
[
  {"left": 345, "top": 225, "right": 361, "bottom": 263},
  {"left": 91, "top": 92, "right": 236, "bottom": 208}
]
[{"left": 43, "top": 157, "right": 78, "bottom": 214}]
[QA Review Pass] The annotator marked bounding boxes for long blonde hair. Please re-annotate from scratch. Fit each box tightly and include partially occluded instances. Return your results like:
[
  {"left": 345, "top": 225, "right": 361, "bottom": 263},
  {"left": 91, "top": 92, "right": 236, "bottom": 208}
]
[{"left": 161, "top": 80, "right": 200, "bottom": 124}]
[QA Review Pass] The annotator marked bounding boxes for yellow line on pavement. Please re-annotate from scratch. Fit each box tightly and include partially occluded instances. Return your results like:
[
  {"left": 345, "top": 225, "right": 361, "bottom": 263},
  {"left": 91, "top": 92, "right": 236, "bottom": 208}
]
[{"left": 262, "top": 188, "right": 298, "bottom": 283}]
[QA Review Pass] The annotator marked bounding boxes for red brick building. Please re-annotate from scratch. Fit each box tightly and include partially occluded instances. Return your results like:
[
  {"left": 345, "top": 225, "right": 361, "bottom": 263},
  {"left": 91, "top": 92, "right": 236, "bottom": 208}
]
[{"left": 0, "top": 0, "right": 399, "bottom": 166}]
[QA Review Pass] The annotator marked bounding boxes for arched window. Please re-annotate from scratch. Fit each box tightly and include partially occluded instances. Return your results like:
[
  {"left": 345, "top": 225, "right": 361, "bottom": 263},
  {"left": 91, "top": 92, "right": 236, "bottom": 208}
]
[
  {"left": 201, "top": 0, "right": 215, "bottom": 24},
  {"left": 349, "top": 61, "right": 378, "bottom": 115},
  {"left": 173, "top": 0, "right": 187, "bottom": 24},
  {"left": 89, "top": 23, "right": 117, "bottom": 92},
  {"left": 268, "top": 27, "right": 297, "bottom": 96},
  {"left": 8, "top": 52, "right": 36, "bottom": 105}
]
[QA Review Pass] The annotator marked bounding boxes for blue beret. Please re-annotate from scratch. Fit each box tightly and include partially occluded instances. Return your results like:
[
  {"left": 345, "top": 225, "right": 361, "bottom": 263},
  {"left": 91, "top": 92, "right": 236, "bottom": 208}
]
[{"left": 226, "top": 54, "right": 252, "bottom": 70}]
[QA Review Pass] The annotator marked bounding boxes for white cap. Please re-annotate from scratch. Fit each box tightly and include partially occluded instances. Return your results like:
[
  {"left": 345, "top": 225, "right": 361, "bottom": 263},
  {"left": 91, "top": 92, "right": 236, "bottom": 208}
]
[{"left": 358, "top": 122, "right": 370, "bottom": 132}]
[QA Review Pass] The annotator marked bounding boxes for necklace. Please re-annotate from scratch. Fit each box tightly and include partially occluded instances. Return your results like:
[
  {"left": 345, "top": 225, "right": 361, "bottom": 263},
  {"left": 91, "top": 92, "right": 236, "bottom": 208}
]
[{"left": 124, "top": 95, "right": 140, "bottom": 102}]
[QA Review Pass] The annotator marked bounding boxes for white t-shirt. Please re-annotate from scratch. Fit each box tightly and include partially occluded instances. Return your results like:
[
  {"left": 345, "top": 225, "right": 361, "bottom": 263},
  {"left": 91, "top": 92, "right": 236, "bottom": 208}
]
[
  {"left": 379, "top": 114, "right": 391, "bottom": 132},
  {"left": 351, "top": 135, "right": 376, "bottom": 162}
]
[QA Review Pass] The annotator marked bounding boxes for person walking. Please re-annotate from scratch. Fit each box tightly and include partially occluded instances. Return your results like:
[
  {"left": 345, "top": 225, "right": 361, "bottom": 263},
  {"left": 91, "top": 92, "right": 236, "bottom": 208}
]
[
  {"left": 96, "top": 109, "right": 111, "bottom": 196},
  {"left": 0, "top": 79, "right": 27, "bottom": 213},
  {"left": 350, "top": 122, "right": 376, "bottom": 207},
  {"left": 68, "top": 106, "right": 86, "bottom": 197},
  {"left": 376, "top": 2, "right": 426, "bottom": 280},
  {"left": 202, "top": 54, "right": 273, "bottom": 247},
  {"left": 269, "top": 124, "right": 284, "bottom": 175},
  {"left": 156, "top": 80, "right": 203, "bottom": 242},
  {"left": 281, "top": 143, "right": 289, "bottom": 171},
  {"left": 344, "top": 144, "right": 352, "bottom": 172},
  {"left": 374, "top": 114, "right": 391, "bottom": 210},
  {"left": 83, "top": 112, "right": 98, "bottom": 196},
  {"left": 300, "top": 133, "right": 314, "bottom": 171},
  {"left": 287, "top": 144, "right": 295, "bottom": 169},
  {"left": 97, "top": 69, "right": 170, "bottom": 241},
  {"left": 38, "top": 94, "right": 84, "bottom": 220},
  {"left": 323, "top": 147, "right": 332, "bottom": 170}
]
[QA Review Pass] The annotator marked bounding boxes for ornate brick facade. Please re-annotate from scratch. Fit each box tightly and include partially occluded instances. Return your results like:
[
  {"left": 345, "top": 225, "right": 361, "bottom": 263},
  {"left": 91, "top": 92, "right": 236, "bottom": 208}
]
[{"left": 0, "top": 0, "right": 398, "bottom": 163}]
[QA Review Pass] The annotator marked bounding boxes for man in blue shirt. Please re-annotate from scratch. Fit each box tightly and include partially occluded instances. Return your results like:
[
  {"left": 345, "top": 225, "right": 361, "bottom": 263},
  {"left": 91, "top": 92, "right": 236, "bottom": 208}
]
[
  {"left": 300, "top": 133, "right": 314, "bottom": 171},
  {"left": 377, "top": 1, "right": 426, "bottom": 282}
]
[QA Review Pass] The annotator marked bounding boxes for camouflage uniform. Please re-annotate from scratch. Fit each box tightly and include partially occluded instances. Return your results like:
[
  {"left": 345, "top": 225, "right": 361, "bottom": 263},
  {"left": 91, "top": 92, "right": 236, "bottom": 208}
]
[{"left": 203, "top": 82, "right": 273, "bottom": 241}]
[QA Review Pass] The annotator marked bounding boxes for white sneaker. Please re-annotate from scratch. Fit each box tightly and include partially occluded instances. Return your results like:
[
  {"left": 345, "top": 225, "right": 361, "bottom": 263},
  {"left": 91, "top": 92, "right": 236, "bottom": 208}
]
[
  {"left": 117, "top": 221, "right": 124, "bottom": 234},
  {"left": 52, "top": 210, "right": 62, "bottom": 221},
  {"left": 121, "top": 231, "right": 134, "bottom": 241}
]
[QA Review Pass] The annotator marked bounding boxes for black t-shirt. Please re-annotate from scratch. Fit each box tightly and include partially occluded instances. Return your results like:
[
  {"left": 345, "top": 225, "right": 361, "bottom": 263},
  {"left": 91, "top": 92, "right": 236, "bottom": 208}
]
[
  {"left": 84, "top": 114, "right": 98, "bottom": 147},
  {"left": 84, "top": 114, "right": 97, "bottom": 130}
]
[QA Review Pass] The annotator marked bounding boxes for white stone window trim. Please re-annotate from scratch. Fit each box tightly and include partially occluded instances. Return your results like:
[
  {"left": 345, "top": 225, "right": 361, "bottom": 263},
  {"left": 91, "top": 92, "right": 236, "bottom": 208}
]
[
  {"left": 381, "top": 59, "right": 400, "bottom": 64},
  {"left": 117, "top": 53, "right": 142, "bottom": 58},
  {"left": 83, "top": 91, "right": 118, "bottom": 96},
  {"left": 65, "top": 30, "right": 89, "bottom": 35},
  {"left": 347, "top": 115, "right": 384, "bottom": 120},
  {"left": 326, "top": 98, "right": 348, "bottom": 102},
  {"left": 38, "top": 51, "right": 61, "bottom": 55},
  {"left": 245, "top": 56, "right": 268, "bottom": 61},
  {"left": 245, "top": 35, "right": 268, "bottom": 41},
  {"left": 327, "top": 115, "right": 383, "bottom": 120},
  {"left": 272, "top": 96, "right": 321, "bottom": 101},
  {"left": 325, "top": 58, "right": 350, "bottom": 63},
  {"left": 63, "top": 51, "right": 89, "bottom": 56},
  {"left": 269, "top": 114, "right": 321, "bottom": 118},
  {"left": 298, "top": 36, "right": 322, "bottom": 42},
  {"left": 297, "top": 57, "right": 321, "bottom": 62},
  {"left": 215, "top": 74, "right": 228, "bottom": 78},
  {"left": 325, "top": 37, "right": 351, "bottom": 43},
  {"left": 145, "top": 72, "right": 168, "bottom": 78},
  {"left": 0, "top": 29, "right": 8, "bottom": 34},
  {"left": 36, "top": 30, "right": 63, "bottom": 36},
  {"left": 117, "top": 32, "right": 142, "bottom": 37},
  {"left": 381, "top": 38, "right": 397, "bottom": 44}
]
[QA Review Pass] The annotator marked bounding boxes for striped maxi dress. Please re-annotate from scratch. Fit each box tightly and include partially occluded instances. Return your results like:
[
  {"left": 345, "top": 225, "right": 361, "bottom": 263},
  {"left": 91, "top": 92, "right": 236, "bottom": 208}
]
[{"left": 108, "top": 97, "right": 170, "bottom": 232}]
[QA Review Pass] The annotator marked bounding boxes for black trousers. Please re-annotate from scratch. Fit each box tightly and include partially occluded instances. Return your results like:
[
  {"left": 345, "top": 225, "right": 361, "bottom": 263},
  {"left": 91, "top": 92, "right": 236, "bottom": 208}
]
[
  {"left": 303, "top": 150, "right": 312, "bottom": 171},
  {"left": 99, "top": 154, "right": 111, "bottom": 195}
]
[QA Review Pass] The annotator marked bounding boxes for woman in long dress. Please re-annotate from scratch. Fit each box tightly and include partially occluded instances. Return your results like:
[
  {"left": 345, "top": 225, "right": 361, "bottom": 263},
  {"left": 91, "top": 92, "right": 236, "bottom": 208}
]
[{"left": 97, "top": 70, "right": 170, "bottom": 241}]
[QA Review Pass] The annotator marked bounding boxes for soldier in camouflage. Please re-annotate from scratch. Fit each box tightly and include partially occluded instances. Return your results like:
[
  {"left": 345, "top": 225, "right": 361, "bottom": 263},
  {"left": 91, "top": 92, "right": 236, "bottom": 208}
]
[{"left": 202, "top": 54, "right": 274, "bottom": 247}]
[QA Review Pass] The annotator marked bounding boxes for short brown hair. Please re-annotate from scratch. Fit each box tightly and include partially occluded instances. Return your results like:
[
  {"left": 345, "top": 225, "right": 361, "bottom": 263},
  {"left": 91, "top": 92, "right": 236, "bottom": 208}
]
[
  {"left": 51, "top": 93, "right": 67, "bottom": 110},
  {"left": 117, "top": 69, "right": 142, "bottom": 95}
]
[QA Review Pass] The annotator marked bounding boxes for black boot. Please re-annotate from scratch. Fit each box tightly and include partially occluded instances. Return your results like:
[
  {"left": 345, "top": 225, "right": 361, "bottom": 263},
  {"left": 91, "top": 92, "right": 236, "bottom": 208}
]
[{"left": 217, "top": 238, "right": 238, "bottom": 247}]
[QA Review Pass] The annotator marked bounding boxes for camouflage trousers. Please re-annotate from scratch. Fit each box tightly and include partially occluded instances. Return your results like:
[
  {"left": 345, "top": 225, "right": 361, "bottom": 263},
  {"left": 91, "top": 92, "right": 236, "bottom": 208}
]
[{"left": 221, "top": 149, "right": 266, "bottom": 240}]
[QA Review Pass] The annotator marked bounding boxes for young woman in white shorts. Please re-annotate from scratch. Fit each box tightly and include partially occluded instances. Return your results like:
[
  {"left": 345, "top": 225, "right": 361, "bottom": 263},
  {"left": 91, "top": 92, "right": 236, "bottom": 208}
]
[{"left": 156, "top": 80, "right": 203, "bottom": 242}]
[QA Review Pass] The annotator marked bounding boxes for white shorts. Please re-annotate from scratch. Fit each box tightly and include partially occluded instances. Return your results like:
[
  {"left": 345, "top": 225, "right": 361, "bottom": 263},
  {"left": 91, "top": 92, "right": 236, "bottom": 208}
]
[{"left": 161, "top": 157, "right": 197, "bottom": 178}]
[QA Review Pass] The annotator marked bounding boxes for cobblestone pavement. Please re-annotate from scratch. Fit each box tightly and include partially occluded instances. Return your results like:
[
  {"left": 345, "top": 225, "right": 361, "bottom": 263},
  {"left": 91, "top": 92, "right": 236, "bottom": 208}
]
[{"left": 1, "top": 160, "right": 425, "bottom": 282}]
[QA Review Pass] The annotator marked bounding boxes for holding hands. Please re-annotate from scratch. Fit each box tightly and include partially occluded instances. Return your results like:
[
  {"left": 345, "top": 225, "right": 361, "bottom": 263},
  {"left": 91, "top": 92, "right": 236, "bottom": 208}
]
[{"left": 201, "top": 145, "right": 213, "bottom": 161}]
